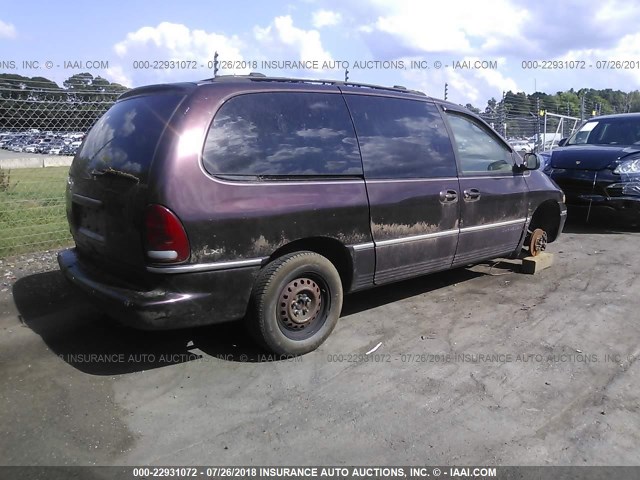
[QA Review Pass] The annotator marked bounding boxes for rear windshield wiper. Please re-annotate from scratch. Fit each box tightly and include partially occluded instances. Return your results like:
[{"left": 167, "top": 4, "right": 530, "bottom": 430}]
[{"left": 90, "top": 167, "right": 140, "bottom": 183}]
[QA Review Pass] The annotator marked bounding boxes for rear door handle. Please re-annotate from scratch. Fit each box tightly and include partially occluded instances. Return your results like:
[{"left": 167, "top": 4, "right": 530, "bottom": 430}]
[
  {"left": 439, "top": 190, "right": 458, "bottom": 203},
  {"left": 463, "top": 188, "right": 481, "bottom": 201}
]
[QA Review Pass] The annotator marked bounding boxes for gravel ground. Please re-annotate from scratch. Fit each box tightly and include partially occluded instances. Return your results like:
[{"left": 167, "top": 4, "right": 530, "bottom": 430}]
[
  {"left": 0, "top": 250, "right": 59, "bottom": 294},
  {"left": 1, "top": 221, "right": 639, "bottom": 468}
]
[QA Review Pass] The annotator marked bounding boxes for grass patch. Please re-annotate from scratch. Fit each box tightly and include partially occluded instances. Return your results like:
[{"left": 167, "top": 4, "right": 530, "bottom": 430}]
[{"left": 0, "top": 166, "right": 72, "bottom": 257}]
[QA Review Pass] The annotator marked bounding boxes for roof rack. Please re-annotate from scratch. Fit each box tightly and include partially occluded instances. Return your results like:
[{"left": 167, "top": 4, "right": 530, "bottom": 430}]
[{"left": 199, "top": 74, "right": 426, "bottom": 96}]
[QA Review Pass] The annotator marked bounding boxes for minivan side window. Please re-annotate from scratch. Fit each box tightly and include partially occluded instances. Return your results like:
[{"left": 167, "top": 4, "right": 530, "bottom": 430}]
[
  {"left": 203, "top": 92, "right": 362, "bottom": 177},
  {"left": 445, "top": 113, "right": 514, "bottom": 174},
  {"left": 344, "top": 95, "right": 457, "bottom": 179}
]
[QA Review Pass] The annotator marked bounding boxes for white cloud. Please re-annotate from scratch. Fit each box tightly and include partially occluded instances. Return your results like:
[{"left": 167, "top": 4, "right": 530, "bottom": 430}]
[
  {"left": 402, "top": 67, "right": 481, "bottom": 105},
  {"left": 312, "top": 10, "right": 342, "bottom": 28},
  {"left": 559, "top": 32, "right": 640, "bottom": 85},
  {"left": 110, "top": 17, "right": 334, "bottom": 85},
  {"left": 361, "top": 0, "right": 530, "bottom": 54},
  {"left": 470, "top": 58, "right": 519, "bottom": 94},
  {"left": 105, "top": 65, "right": 132, "bottom": 87},
  {"left": 595, "top": 0, "right": 640, "bottom": 23},
  {"left": 254, "top": 15, "right": 332, "bottom": 66},
  {"left": 400, "top": 56, "right": 518, "bottom": 107},
  {"left": 112, "top": 22, "right": 247, "bottom": 84},
  {"left": 0, "top": 19, "right": 17, "bottom": 39},
  {"left": 114, "top": 22, "right": 245, "bottom": 65}
]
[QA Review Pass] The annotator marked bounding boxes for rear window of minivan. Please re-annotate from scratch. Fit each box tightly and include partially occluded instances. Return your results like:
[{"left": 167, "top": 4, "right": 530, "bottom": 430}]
[
  {"left": 202, "top": 92, "right": 362, "bottom": 177},
  {"left": 74, "top": 93, "right": 184, "bottom": 180}
]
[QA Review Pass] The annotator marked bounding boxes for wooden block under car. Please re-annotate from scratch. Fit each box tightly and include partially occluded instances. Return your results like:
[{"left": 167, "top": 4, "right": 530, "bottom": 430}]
[{"left": 521, "top": 252, "right": 554, "bottom": 275}]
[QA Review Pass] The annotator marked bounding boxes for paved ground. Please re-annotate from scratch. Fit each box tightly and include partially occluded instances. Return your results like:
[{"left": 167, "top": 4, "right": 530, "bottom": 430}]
[
  {"left": 0, "top": 149, "right": 73, "bottom": 168},
  {"left": 0, "top": 149, "right": 71, "bottom": 160},
  {"left": 1, "top": 220, "right": 639, "bottom": 466}
]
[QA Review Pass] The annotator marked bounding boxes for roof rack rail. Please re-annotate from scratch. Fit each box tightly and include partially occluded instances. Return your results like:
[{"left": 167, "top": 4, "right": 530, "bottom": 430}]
[{"left": 199, "top": 74, "right": 426, "bottom": 96}]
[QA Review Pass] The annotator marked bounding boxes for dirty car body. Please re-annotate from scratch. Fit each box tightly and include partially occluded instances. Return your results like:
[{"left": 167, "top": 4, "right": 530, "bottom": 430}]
[{"left": 58, "top": 75, "right": 566, "bottom": 355}]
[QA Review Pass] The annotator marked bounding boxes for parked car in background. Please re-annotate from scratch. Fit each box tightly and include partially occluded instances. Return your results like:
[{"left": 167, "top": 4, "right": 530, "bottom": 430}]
[
  {"left": 60, "top": 145, "right": 78, "bottom": 156},
  {"left": 58, "top": 75, "right": 566, "bottom": 356},
  {"left": 543, "top": 113, "right": 640, "bottom": 223},
  {"left": 0, "top": 131, "right": 86, "bottom": 153},
  {"left": 23, "top": 144, "right": 40, "bottom": 153},
  {"left": 509, "top": 139, "right": 534, "bottom": 154},
  {"left": 47, "top": 143, "right": 65, "bottom": 155},
  {"left": 10, "top": 143, "right": 25, "bottom": 152}
]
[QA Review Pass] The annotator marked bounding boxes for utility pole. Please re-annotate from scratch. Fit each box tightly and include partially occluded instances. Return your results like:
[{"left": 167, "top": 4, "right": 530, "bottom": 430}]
[
  {"left": 535, "top": 97, "right": 541, "bottom": 152},
  {"left": 500, "top": 91, "right": 506, "bottom": 138},
  {"left": 580, "top": 95, "right": 585, "bottom": 122},
  {"left": 213, "top": 51, "right": 219, "bottom": 77},
  {"left": 626, "top": 93, "right": 630, "bottom": 113},
  {"left": 444, "top": 83, "right": 448, "bottom": 101},
  {"left": 344, "top": 69, "right": 349, "bottom": 82}
]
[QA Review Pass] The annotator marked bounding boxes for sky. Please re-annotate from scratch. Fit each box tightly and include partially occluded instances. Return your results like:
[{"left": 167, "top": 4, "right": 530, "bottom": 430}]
[{"left": 1, "top": 0, "right": 640, "bottom": 108}]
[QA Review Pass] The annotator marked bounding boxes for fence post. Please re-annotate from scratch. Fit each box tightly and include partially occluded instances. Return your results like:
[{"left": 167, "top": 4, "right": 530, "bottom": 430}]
[{"left": 535, "top": 97, "right": 541, "bottom": 152}]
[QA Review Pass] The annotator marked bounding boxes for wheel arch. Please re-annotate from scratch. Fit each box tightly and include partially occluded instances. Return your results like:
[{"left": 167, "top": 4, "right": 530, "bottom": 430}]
[
  {"left": 267, "top": 237, "right": 354, "bottom": 292},
  {"left": 530, "top": 200, "right": 562, "bottom": 242}
]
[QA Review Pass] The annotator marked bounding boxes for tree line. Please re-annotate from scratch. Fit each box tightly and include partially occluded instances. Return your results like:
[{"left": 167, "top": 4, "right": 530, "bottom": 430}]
[
  {"left": 467, "top": 88, "right": 640, "bottom": 118},
  {"left": 0, "top": 73, "right": 128, "bottom": 132},
  {"left": 2, "top": 72, "right": 640, "bottom": 133}
]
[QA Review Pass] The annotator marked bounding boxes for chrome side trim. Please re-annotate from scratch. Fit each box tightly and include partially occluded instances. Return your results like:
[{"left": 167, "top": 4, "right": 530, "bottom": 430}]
[
  {"left": 460, "top": 218, "right": 526, "bottom": 234},
  {"left": 146, "top": 257, "right": 266, "bottom": 274},
  {"left": 351, "top": 242, "right": 375, "bottom": 251},
  {"left": 347, "top": 218, "right": 529, "bottom": 250},
  {"left": 209, "top": 176, "right": 366, "bottom": 187},
  {"left": 459, "top": 175, "right": 518, "bottom": 180},
  {"left": 375, "top": 229, "right": 459, "bottom": 247},
  {"left": 366, "top": 177, "right": 459, "bottom": 184}
]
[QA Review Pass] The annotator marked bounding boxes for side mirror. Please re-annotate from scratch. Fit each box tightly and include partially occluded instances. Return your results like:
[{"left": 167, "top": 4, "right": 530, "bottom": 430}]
[
  {"left": 558, "top": 138, "right": 568, "bottom": 147},
  {"left": 522, "top": 152, "right": 540, "bottom": 170}
]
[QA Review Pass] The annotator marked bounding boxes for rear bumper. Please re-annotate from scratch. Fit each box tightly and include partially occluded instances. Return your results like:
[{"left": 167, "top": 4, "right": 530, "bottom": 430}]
[{"left": 58, "top": 248, "right": 261, "bottom": 330}]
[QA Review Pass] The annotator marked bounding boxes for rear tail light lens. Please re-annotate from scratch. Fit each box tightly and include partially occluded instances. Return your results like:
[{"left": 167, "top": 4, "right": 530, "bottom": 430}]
[{"left": 144, "top": 204, "right": 190, "bottom": 263}]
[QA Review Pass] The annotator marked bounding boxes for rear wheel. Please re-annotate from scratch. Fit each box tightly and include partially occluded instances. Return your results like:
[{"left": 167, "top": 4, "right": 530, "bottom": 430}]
[{"left": 246, "top": 251, "right": 343, "bottom": 356}]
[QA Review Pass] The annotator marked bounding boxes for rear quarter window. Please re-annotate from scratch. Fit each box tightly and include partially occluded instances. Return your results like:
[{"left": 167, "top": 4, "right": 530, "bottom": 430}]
[{"left": 202, "top": 92, "right": 362, "bottom": 177}]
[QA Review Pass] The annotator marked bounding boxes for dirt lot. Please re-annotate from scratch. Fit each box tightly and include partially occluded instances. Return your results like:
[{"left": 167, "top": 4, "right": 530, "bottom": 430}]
[{"left": 0, "top": 220, "right": 639, "bottom": 467}]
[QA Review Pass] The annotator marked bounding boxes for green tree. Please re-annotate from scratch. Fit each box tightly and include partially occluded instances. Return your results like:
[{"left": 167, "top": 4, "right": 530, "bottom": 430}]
[{"left": 465, "top": 103, "right": 481, "bottom": 114}]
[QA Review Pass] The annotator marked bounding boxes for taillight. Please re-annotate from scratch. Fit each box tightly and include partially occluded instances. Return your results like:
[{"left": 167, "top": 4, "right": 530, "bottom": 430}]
[{"left": 144, "top": 204, "right": 190, "bottom": 263}]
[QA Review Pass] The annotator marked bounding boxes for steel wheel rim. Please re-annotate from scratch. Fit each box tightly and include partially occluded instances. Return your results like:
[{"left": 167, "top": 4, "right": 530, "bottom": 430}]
[{"left": 277, "top": 275, "right": 328, "bottom": 339}]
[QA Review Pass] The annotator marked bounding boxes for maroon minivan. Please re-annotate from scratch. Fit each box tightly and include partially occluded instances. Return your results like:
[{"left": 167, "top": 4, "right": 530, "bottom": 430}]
[{"left": 58, "top": 75, "right": 566, "bottom": 355}]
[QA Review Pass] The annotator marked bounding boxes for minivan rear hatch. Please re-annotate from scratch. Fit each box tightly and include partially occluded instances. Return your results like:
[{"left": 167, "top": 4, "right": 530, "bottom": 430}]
[{"left": 67, "top": 88, "right": 187, "bottom": 270}]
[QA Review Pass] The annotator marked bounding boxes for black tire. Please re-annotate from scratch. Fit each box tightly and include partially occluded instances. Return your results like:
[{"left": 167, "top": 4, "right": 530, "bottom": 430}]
[{"left": 246, "top": 251, "right": 343, "bottom": 356}]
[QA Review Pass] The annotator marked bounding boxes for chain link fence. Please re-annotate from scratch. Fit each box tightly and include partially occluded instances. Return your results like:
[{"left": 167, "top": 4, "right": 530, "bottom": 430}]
[
  {"left": 475, "top": 89, "right": 640, "bottom": 154},
  {"left": 0, "top": 76, "right": 123, "bottom": 257},
  {"left": 2, "top": 74, "right": 638, "bottom": 257},
  {"left": 479, "top": 99, "right": 583, "bottom": 154}
]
